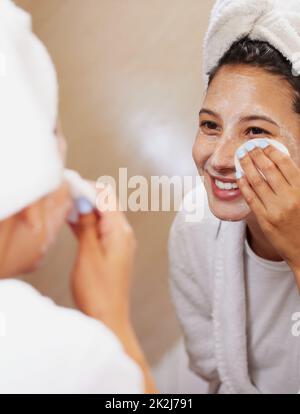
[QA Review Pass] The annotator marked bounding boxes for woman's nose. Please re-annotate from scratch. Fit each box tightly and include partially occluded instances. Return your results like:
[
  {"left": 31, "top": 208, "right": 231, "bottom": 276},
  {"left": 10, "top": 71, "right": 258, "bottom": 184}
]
[{"left": 210, "top": 138, "right": 241, "bottom": 172}]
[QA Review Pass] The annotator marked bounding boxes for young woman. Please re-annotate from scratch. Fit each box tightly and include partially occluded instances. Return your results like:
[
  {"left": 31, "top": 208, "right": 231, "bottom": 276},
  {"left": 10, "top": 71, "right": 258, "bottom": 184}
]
[
  {"left": 0, "top": 0, "right": 155, "bottom": 393},
  {"left": 169, "top": 0, "right": 300, "bottom": 394}
]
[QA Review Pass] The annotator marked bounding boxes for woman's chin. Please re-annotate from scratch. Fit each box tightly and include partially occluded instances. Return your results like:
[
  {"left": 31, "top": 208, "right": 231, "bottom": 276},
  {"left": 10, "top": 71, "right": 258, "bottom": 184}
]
[
  {"left": 206, "top": 192, "right": 251, "bottom": 222},
  {"left": 203, "top": 174, "right": 251, "bottom": 221}
]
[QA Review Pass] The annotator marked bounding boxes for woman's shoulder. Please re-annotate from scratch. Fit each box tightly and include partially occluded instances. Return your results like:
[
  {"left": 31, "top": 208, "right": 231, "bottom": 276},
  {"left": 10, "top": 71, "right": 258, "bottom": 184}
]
[
  {"left": 0, "top": 278, "right": 44, "bottom": 301},
  {"left": 0, "top": 278, "right": 120, "bottom": 348},
  {"left": 0, "top": 279, "right": 130, "bottom": 366},
  {"left": 0, "top": 278, "right": 143, "bottom": 393}
]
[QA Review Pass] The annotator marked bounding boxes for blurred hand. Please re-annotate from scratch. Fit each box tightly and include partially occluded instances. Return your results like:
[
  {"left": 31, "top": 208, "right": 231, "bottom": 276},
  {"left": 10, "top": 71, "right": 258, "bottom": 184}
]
[
  {"left": 69, "top": 191, "right": 137, "bottom": 326},
  {"left": 68, "top": 184, "right": 156, "bottom": 394}
]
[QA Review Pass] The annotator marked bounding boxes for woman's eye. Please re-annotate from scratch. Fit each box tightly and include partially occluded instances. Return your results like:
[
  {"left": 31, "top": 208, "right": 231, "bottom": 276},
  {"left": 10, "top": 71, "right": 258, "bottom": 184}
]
[
  {"left": 200, "top": 121, "right": 219, "bottom": 130},
  {"left": 246, "top": 127, "right": 270, "bottom": 135}
]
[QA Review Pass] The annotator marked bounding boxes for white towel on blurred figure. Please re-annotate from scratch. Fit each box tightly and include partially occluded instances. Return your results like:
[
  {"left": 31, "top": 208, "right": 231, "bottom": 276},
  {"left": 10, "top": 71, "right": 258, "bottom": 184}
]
[
  {"left": 203, "top": 0, "right": 300, "bottom": 87},
  {"left": 0, "top": 0, "right": 143, "bottom": 394},
  {"left": 0, "top": 0, "right": 63, "bottom": 221},
  {"left": 0, "top": 279, "right": 143, "bottom": 394}
]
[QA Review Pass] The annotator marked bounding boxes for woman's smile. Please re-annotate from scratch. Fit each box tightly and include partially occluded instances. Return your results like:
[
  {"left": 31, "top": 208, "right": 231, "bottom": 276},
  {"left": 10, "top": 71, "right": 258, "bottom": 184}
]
[{"left": 208, "top": 172, "right": 242, "bottom": 201}]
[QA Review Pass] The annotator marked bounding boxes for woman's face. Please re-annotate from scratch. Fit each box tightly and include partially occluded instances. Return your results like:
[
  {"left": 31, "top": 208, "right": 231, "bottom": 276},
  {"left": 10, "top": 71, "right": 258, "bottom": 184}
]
[
  {"left": 0, "top": 122, "right": 72, "bottom": 278},
  {"left": 193, "top": 64, "right": 300, "bottom": 222},
  {"left": 30, "top": 122, "right": 72, "bottom": 270}
]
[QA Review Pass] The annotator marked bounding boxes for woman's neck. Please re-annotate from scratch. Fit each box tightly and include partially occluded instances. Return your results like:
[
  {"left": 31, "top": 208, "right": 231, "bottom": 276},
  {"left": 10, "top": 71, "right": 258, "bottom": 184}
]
[{"left": 245, "top": 214, "right": 283, "bottom": 262}]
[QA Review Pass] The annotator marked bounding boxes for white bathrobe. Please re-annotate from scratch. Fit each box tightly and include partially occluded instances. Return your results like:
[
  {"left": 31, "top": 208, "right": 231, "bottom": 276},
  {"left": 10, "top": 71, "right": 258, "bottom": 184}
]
[
  {"left": 0, "top": 279, "right": 143, "bottom": 394},
  {"left": 169, "top": 185, "right": 300, "bottom": 394}
]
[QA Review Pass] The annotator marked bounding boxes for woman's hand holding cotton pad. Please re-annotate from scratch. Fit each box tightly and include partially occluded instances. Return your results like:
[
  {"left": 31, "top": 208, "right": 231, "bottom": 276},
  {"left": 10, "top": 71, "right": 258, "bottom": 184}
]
[
  {"left": 233, "top": 136, "right": 300, "bottom": 287},
  {"left": 234, "top": 138, "right": 290, "bottom": 181}
]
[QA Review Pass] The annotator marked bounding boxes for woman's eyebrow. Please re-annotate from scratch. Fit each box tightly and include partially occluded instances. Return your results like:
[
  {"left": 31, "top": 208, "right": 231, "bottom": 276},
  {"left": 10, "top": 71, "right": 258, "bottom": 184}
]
[
  {"left": 239, "top": 115, "right": 279, "bottom": 127},
  {"left": 199, "top": 108, "right": 220, "bottom": 117},
  {"left": 199, "top": 109, "right": 279, "bottom": 127}
]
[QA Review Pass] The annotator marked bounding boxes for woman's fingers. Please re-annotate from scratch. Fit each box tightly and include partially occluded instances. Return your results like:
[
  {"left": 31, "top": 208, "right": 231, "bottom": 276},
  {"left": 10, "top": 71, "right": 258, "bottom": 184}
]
[
  {"left": 263, "top": 144, "right": 300, "bottom": 187},
  {"left": 238, "top": 148, "right": 275, "bottom": 207},
  {"left": 68, "top": 184, "right": 134, "bottom": 258},
  {"left": 100, "top": 205, "right": 136, "bottom": 258},
  {"left": 236, "top": 174, "right": 267, "bottom": 217},
  {"left": 245, "top": 146, "right": 290, "bottom": 194},
  {"left": 77, "top": 212, "right": 99, "bottom": 241},
  {"left": 95, "top": 183, "right": 135, "bottom": 250},
  {"left": 69, "top": 197, "right": 103, "bottom": 251},
  {"left": 237, "top": 143, "right": 300, "bottom": 220}
]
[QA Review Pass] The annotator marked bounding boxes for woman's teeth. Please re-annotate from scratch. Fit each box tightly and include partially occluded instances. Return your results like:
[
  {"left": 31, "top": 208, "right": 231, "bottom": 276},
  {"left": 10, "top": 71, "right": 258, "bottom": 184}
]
[{"left": 215, "top": 179, "right": 238, "bottom": 190}]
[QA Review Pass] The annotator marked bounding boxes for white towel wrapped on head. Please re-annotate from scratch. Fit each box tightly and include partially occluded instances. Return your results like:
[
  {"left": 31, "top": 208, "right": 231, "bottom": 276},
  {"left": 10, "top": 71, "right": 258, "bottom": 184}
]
[
  {"left": 0, "top": 0, "right": 63, "bottom": 221},
  {"left": 203, "top": 0, "right": 300, "bottom": 88}
]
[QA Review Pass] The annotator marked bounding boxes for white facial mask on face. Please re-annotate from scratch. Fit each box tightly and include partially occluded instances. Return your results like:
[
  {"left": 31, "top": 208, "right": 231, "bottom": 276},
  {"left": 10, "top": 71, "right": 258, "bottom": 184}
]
[{"left": 234, "top": 138, "right": 290, "bottom": 180}]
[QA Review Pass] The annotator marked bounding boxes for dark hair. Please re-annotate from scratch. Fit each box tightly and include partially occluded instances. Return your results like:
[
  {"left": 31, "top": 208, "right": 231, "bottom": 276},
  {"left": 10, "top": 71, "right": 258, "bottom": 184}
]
[{"left": 208, "top": 36, "right": 300, "bottom": 115}]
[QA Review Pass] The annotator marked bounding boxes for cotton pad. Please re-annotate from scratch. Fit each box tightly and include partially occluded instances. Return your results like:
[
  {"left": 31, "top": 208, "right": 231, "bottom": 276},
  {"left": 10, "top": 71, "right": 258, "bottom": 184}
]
[
  {"left": 64, "top": 169, "right": 98, "bottom": 223},
  {"left": 234, "top": 138, "right": 290, "bottom": 180}
]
